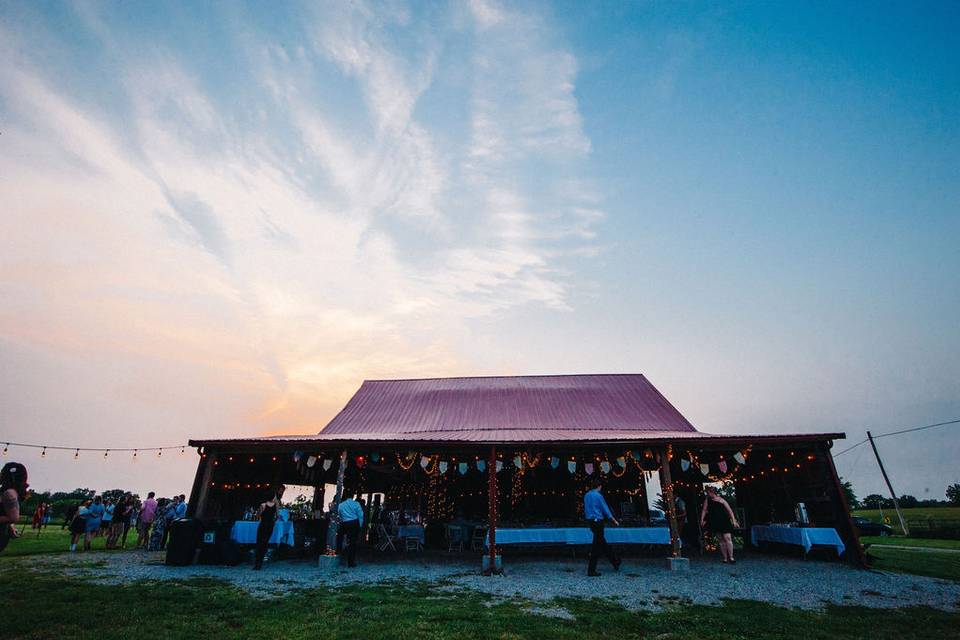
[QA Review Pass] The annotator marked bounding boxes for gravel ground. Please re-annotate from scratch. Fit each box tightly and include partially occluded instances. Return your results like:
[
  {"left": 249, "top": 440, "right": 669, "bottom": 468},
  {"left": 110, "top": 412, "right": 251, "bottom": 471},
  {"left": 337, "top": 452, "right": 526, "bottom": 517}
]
[{"left": 13, "top": 550, "right": 960, "bottom": 614}]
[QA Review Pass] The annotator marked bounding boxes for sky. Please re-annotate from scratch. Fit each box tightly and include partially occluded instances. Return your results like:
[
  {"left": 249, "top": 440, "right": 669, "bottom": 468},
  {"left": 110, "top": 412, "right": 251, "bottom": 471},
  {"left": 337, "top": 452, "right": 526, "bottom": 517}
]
[{"left": 1, "top": 1, "right": 958, "bottom": 501}]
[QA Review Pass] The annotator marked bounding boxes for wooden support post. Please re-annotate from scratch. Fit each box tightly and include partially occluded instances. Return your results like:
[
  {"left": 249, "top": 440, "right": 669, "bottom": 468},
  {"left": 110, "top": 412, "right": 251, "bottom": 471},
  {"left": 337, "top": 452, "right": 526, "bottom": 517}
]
[
  {"left": 485, "top": 445, "right": 499, "bottom": 575},
  {"left": 867, "top": 431, "right": 910, "bottom": 536},
  {"left": 823, "top": 443, "right": 868, "bottom": 567},
  {"left": 658, "top": 445, "right": 681, "bottom": 558},
  {"left": 325, "top": 449, "right": 348, "bottom": 553},
  {"left": 187, "top": 451, "right": 215, "bottom": 519}
]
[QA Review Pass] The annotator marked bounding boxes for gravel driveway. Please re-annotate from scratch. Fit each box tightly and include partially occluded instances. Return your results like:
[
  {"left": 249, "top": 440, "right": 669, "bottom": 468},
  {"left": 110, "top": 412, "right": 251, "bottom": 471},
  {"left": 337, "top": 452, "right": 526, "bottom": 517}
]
[{"left": 14, "top": 550, "right": 960, "bottom": 614}]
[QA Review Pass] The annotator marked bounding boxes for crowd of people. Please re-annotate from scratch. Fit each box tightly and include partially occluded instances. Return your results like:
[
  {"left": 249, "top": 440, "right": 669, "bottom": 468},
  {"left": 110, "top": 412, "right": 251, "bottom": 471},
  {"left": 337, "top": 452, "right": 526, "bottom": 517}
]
[{"left": 63, "top": 491, "right": 188, "bottom": 552}]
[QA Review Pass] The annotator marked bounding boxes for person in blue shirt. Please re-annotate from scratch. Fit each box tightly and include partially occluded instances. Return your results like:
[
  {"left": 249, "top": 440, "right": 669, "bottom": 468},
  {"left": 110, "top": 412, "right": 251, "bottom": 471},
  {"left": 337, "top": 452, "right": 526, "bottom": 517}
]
[
  {"left": 583, "top": 480, "right": 621, "bottom": 576},
  {"left": 336, "top": 493, "right": 364, "bottom": 568},
  {"left": 174, "top": 494, "right": 188, "bottom": 519}
]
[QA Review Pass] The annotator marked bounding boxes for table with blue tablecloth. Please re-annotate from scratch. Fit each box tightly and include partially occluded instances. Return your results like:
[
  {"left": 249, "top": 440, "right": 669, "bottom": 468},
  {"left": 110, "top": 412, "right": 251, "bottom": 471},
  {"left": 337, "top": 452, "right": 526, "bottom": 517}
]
[
  {"left": 394, "top": 524, "right": 426, "bottom": 545},
  {"left": 488, "top": 527, "right": 672, "bottom": 547},
  {"left": 230, "top": 520, "right": 296, "bottom": 546},
  {"left": 750, "top": 525, "right": 845, "bottom": 557}
]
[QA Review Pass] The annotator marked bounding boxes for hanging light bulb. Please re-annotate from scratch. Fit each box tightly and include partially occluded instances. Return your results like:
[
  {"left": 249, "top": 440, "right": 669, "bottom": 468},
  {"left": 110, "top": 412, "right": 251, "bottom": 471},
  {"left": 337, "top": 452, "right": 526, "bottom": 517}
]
[
  {"left": 157, "top": 449, "right": 162, "bottom": 457},
  {"left": 41, "top": 447, "right": 46, "bottom": 458},
  {"left": 180, "top": 447, "right": 185, "bottom": 455},
  {"left": 3, "top": 443, "right": 8, "bottom": 455},
  {"left": 74, "top": 449, "right": 79, "bottom": 460},
  {"left": 104, "top": 450, "right": 109, "bottom": 459},
  {"left": 133, "top": 449, "right": 138, "bottom": 460}
]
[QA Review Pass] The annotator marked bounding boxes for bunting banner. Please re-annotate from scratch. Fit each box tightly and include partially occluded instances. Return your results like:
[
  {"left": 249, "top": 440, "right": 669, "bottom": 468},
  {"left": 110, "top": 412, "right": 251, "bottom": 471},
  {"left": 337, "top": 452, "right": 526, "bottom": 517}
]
[
  {"left": 513, "top": 456, "right": 523, "bottom": 469},
  {"left": 458, "top": 462, "right": 468, "bottom": 475},
  {"left": 438, "top": 461, "right": 448, "bottom": 474},
  {"left": 734, "top": 451, "right": 746, "bottom": 465},
  {"left": 420, "top": 456, "right": 431, "bottom": 469},
  {"left": 567, "top": 460, "right": 577, "bottom": 474},
  {"left": 476, "top": 460, "right": 486, "bottom": 473},
  {"left": 293, "top": 451, "right": 303, "bottom": 462},
  {"left": 306, "top": 455, "right": 317, "bottom": 468},
  {"left": 680, "top": 458, "right": 691, "bottom": 472},
  {"left": 496, "top": 461, "right": 504, "bottom": 472},
  {"left": 717, "top": 460, "right": 728, "bottom": 473},
  {"left": 600, "top": 461, "right": 611, "bottom": 474},
  {"left": 699, "top": 463, "right": 710, "bottom": 476},
  {"left": 550, "top": 456, "right": 560, "bottom": 469},
  {"left": 323, "top": 458, "right": 332, "bottom": 471},
  {"left": 616, "top": 456, "right": 626, "bottom": 469},
  {"left": 585, "top": 462, "right": 595, "bottom": 475}
]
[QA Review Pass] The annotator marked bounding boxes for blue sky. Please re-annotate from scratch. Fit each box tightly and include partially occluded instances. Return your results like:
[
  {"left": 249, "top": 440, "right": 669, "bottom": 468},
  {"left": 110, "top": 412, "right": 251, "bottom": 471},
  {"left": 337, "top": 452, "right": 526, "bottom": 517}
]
[{"left": 1, "top": 1, "right": 957, "bottom": 500}]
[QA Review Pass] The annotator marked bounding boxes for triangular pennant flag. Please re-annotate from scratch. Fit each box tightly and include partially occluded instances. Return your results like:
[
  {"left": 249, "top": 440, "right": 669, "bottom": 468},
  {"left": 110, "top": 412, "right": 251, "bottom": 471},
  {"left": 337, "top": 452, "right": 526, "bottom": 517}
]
[
  {"left": 700, "top": 463, "right": 710, "bottom": 476},
  {"left": 513, "top": 456, "right": 523, "bottom": 469},
  {"left": 616, "top": 456, "right": 626, "bottom": 469},
  {"left": 734, "top": 451, "right": 746, "bottom": 465},
  {"left": 371, "top": 452, "right": 380, "bottom": 463},
  {"left": 568, "top": 460, "right": 577, "bottom": 474},
  {"left": 496, "top": 460, "right": 504, "bottom": 472},
  {"left": 550, "top": 456, "right": 560, "bottom": 469},
  {"left": 306, "top": 455, "right": 317, "bottom": 468},
  {"left": 600, "top": 461, "right": 611, "bottom": 474},
  {"left": 439, "top": 461, "right": 448, "bottom": 474},
  {"left": 680, "top": 458, "right": 691, "bottom": 472},
  {"left": 585, "top": 463, "right": 595, "bottom": 475},
  {"left": 323, "top": 458, "right": 332, "bottom": 471},
  {"left": 718, "top": 460, "right": 728, "bottom": 473},
  {"left": 420, "top": 456, "right": 431, "bottom": 469},
  {"left": 476, "top": 460, "right": 486, "bottom": 473},
  {"left": 458, "top": 462, "right": 468, "bottom": 475}
]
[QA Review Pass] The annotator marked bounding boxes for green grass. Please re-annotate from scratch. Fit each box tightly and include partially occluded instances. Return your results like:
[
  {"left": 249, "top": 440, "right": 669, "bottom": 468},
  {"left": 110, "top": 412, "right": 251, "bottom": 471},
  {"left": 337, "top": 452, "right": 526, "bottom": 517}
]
[
  {"left": 853, "top": 507, "right": 960, "bottom": 536},
  {"left": 861, "top": 536, "right": 960, "bottom": 551},
  {"left": 4, "top": 523, "right": 136, "bottom": 557},
  {"left": 1, "top": 563, "right": 958, "bottom": 640},
  {"left": 867, "top": 547, "right": 960, "bottom": 582}
]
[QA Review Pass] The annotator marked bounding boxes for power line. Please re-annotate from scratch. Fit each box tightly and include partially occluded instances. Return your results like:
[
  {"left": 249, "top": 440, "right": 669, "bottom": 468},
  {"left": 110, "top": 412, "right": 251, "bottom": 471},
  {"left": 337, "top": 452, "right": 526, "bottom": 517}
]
[{"left": 833, "top": 417, "right": 960, "bottom": 458}]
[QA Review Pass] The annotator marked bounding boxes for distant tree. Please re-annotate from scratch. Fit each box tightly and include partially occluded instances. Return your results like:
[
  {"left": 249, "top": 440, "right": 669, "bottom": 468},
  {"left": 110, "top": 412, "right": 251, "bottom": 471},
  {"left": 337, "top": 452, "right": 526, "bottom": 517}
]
[
  {"left": 839, "top": 478, "right": 858, "bottom": 509},
  {"left": 898, "top": 494, "right": 919, "bottom": 508},
  {"left": 862, "top": 494, "right": 886, "bottom": 509},
  {"left": 947, "top": 484, "right": 960, "bottom": 505}
]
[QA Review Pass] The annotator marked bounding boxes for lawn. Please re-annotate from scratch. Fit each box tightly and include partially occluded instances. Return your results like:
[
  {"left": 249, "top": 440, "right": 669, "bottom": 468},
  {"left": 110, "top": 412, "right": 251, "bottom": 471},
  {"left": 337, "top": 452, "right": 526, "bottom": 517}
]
[
  {"left": 861, "top": 536, "right": 960, "bottom": 551},
  {"left": 5, "top": 522, "right": 137, "bottom": 557},
  {"left": 866, "top": 547, "right": 960, "bottom": 583},
  {"left": 853, "top": 507, "right": 960, "bottom": 536},
  {"left": 0, "top": 563, "right": 958, "bottom": 640}
]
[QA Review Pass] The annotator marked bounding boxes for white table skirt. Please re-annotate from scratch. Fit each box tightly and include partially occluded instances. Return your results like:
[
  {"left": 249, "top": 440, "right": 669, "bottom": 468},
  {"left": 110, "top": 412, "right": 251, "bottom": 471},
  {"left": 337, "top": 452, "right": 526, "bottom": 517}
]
[
  {"left": 750, "top": 525, "right": 845, "bottom": 556},
  {"left": 488, "top": 527, "right": 672, "bottom": 547},
  {"left": 230, "top": 520, "right": 295, "bottom": 546}
]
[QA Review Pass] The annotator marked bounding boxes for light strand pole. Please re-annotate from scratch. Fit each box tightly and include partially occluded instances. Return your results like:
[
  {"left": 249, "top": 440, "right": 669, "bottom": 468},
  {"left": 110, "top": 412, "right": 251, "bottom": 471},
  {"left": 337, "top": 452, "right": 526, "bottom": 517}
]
[
  {"left": 485, "top": 445, "right": 500, "bottom": 575},
  {"left": 866, "top": 431, "right": 909, "bottom": 536},
  {"left": 323, "top": 449, "right": 349, "bottom": 561}
]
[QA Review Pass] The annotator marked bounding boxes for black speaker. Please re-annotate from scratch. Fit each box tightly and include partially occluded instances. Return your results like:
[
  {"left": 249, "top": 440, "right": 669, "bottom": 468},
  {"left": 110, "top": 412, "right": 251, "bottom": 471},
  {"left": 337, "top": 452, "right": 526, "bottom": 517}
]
[{"left": 165, "top": 518, "right": 200, "bottom": 566}]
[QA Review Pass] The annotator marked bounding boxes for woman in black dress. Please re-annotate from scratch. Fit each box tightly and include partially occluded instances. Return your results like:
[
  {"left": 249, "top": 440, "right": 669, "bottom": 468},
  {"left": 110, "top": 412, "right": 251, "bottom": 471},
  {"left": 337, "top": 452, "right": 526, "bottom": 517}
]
[
  {"left": 254, "top": 484, "right": 285, "bottom": 570},
  {"left": 0, "top": 462, "right": 28, "bottom": 552},
  {"left": 700, "top": 485, "right": 739, "bottom": 563}
]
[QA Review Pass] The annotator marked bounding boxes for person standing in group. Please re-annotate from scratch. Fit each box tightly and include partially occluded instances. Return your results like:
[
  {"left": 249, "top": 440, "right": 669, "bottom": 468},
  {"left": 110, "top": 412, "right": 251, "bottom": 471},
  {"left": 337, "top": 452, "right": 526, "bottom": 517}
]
[
  {"left": 31, "top": 501, "right": 45, "bottom": 536},
  {"left": 160, "top": 496, "right": 178, "bottom": 550},
  {"left": 69, "top": 500, "right": 91, "bottom": 551},
  {"left": 107, "top": 496, "right": 128, "bottom": 549},
  {"left": 583, "top": 479, "right": 621, "bottom": 576},
  {"left": 336, "top": 492, "right": 364, "bottom": 568},
  {"left": 84, "top": 496, "right": 105, "bottom": 551},
  {"left": 673, "top": 494, "right": 688, "bottom": 552},
  {"left": 148, "top": 498, "right": 169, "bottom": 551},
  {"left": 700, "top": 485, "right": 739, "bottom": 564},
  {"left": 254, "top": 485, "right": 285, "bottom": 570},
  {"left": 41, "top": 503, "right": 52, "bottom": 528},
  {"left": 0, "top": 462, "right": 28, "bottom": 553},
  {"left": 62, "top": 501, "right": 79, "bottom": 530},
  {"left": 100, "top": 499, "right": 114, "bottom": 539},
  {"left": 175, "top": 494, "right": 187, "bottom": 519},
  {"left": 137, "top": 491, "right": 157, "bottom": 549},
  {"left": 123, "top": 499, "right": 140, "bottom": 549}
]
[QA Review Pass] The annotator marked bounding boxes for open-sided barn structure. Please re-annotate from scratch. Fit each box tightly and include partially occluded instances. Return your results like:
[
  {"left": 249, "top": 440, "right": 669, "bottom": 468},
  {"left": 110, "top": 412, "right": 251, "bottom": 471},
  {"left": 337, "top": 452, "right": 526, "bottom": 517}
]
[{"left": 187, "top": 374, "right": 864, "bottom": 568}]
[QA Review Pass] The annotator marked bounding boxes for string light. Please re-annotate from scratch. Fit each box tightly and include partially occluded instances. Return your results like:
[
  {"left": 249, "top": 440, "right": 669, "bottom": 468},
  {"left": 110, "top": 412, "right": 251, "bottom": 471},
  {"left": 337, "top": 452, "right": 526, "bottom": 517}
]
[
  {"left": 3, "top": 443, "right": 7, "bottom": 456},
  {"left": 104, "top": 450, "right": 109, "bottom": 459},
  {"left": 74, "top": 449, "right": 79, "bottom": 460},
  {"left": 41, "top": 447, "right": 46, "bottom": 458},
  {"left": 133, "top": 449, "right": 138, "bottom": 460}
]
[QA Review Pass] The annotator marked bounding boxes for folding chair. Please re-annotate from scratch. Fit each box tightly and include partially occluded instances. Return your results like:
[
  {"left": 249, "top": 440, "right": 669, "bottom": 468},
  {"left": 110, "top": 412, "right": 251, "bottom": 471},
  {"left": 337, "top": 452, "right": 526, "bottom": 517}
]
[
  {"left": 404, "top": 536, "right": 422, "bottom": 551},
  {"left": 446, "top": 524, "right": 465, "bottom": 552},
  {"left": 471, "top": 527, "right": 487, "bottom": 552},
  {"left": 375, "top": 524, "right": 397, "bottom": 551}
]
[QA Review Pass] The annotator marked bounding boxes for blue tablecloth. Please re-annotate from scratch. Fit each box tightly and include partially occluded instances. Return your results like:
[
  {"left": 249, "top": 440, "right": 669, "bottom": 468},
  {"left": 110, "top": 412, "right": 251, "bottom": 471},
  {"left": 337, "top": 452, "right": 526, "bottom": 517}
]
[
  {"left": 230, "top": 520, "right": 295, "bottom": 546},
  {"left": 750, "top": 526, "right": 845, "bottom": 556},
  {"left": 488, "top": 527, "right": 672, "bottom": 547},
  {"left": 395, "top": 525, "right": 425, "bottom": 544}
]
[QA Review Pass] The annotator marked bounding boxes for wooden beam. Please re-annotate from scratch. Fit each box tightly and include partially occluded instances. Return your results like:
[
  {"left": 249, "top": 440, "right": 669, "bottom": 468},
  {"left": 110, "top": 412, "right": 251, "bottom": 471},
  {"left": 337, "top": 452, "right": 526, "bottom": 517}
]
[
  {"left": 486, "top": 444, "right": 499, "bottom": 575},
  {"left": 658, "top": 445, "right": 681, "bottom": 558},
  {"left": 823, "top": 443, "right": 868, "bottom": 567},
  {"left": 187, "top": 451, "right": 215, "bottom": 519},
  {"left": 325, "top": 449, "right": 348, "bottom": 553}
]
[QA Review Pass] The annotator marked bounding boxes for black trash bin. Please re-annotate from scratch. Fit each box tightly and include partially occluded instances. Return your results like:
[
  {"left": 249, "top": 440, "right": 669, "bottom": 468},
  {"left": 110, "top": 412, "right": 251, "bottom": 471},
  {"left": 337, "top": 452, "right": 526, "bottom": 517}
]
[{"left": 165, "top": 518, "right": 200, "bottom": 566}]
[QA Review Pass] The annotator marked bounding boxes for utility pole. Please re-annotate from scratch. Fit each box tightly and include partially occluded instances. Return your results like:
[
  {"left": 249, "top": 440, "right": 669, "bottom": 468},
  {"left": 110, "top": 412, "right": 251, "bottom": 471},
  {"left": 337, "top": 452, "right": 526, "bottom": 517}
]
[{"left": 867, "top": 431, "right": 909, "bottom": 536}]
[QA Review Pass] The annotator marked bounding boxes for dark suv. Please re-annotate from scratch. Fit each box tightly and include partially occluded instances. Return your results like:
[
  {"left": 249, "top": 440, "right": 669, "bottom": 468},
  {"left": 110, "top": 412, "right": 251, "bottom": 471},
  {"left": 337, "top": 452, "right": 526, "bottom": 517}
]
[{"left": 852, "top": 516, "right": 893, "bottom": 536}]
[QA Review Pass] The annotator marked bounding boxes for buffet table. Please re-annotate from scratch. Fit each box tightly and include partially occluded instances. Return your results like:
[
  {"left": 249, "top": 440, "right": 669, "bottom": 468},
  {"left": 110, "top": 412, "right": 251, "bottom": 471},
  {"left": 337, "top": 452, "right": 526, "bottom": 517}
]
[
  {"left": 230, "top": 520, "right": 296, "bottom": 546},
  {"left": 488, "top": 527, "right": 672, "bottom": 547},
  {"left": 750, "top": 525, "right": 845, "bottom": 557},
  {"left": 394, "top": 524, "right": 426, "bottom": 545}
]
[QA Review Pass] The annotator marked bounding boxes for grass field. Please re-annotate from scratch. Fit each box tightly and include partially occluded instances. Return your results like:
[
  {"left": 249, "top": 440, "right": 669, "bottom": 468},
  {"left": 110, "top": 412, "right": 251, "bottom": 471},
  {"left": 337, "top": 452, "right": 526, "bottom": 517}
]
[
  {"left": 6, "top": 523, "right": 136, "bottom": 557},
  {"left": 861, "top": 536, "right": 960, "bottom": 551},
  {"left": 853, "top": 507, "right": 960, "bottom": 536},
  {"left": 1, "top": 563, "right": 957, "bottom": 640}
]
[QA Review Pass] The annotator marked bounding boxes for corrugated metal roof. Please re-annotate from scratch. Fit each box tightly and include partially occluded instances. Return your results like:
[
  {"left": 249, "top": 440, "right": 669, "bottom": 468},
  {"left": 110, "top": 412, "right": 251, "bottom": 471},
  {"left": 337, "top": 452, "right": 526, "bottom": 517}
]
[{"left": 318, "top": 374, "right": 698, "bottom": 438}]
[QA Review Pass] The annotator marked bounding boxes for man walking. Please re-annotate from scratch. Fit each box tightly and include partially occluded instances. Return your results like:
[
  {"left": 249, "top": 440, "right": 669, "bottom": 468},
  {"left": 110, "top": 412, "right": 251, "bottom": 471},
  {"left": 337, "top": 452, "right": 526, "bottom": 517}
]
[
  {"left": 336, "top": 493, "right": 364, "bottom": 568},
  {"left": 583, "top": 480, "right": 621, "bottom": 576}
]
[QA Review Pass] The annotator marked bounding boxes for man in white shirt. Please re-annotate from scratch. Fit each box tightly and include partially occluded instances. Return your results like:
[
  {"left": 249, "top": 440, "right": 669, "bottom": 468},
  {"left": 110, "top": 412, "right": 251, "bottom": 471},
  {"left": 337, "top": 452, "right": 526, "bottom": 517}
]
[{"left": 336, "top": 493, "right": 364, "bottom": 568}]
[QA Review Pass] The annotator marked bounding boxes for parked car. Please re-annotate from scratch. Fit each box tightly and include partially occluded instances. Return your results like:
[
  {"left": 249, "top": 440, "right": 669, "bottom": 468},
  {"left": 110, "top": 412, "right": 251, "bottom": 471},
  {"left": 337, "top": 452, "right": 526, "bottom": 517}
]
[
  {"left": 852, "top": 516, "right": 893, "bottom": 536},
  {"left": 648, "top": 509, "right": 667, "bottom": 526}
]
